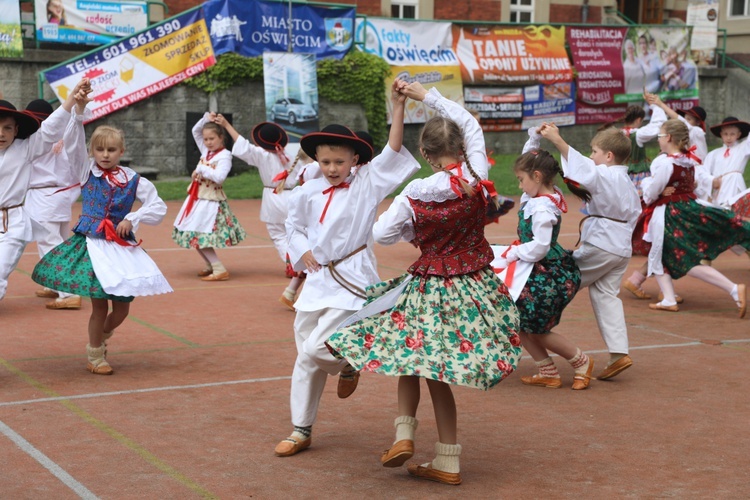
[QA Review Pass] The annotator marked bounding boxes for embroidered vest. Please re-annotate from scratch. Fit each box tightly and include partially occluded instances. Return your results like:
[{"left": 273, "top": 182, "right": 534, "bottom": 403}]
[{"left": 73, "top": 172, "right": 139, "bottom": 240}]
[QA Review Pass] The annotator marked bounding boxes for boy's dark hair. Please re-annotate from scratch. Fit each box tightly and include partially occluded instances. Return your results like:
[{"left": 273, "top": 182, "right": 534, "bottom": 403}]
[{"left": 591, "top": 128, "right": 632, "bottom": 164}]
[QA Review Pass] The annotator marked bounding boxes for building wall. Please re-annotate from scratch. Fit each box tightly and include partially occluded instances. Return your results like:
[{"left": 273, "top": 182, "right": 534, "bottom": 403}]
[
  {"left": 433, "top": 0, "right": 502, "bottom": 21},
  {"left": 548, "top": 4, "right": 602, "bottom": 24}
]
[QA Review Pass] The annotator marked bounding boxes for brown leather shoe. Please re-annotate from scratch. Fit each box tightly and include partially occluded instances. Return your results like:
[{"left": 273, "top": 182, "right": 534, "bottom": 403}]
[
  {"left": 658, "top": 292, "right": 683, "bottom": 304},
  {"left": 201, "top": 271, "right": 229, "bottom": 281},
  {"left": 623, "top": 280, "right": 651, "bottom": 300},
  {"left": 738, "top": 283, "right": 747, "bottom": 319},
  {"left": 46, "top": 296, "right": 82, "bottom": 310},
  {"left": 597, "top": 355, "right": 632, "bottom": 380},
  {"left": 407, "top": 463, "right": 461, "bottom": 485},
  {"left": 572, "top": 358, "right": 594, "bottom": 390},
  {"left": 274, "top": 436, "right": 311, "bottom": 457},
  {"left": 36, "top": 288, "right": 59, "bottom": 298},
  {"left": 337, "top": 369, "right": 360, "bottom": 398},
  {"left": 649, "top": 302, "right": 679, "bottom": 312},
  {"left": 521, "top": 374, "right": 562, "bottom": 388},
  {"left": 381, "top": 440, "right": 414, "bottom": 468},
  {"left": 279, "top": 293, "right": 295, "bottom": 311},
  {"left": 197, "top": 267, "right": 213, "bottom": 277}
]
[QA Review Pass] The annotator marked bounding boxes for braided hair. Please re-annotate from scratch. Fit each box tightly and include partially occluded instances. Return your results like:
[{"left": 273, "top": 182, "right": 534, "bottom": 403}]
[
  {"left": 514, "top": 149, "right": 592, "bottom": 203},
  {"left": 420, "top": 116, "right": 477, "bottom": 197},
  {"left": 273, "top": 151, "right": 302, "bottom": 194}
]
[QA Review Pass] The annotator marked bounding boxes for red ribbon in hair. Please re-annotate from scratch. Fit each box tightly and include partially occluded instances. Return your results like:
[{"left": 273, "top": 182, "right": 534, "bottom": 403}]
[
  {"left": 667, "top": 145, "right": 702, "bottom": 165},
  {"left": 178, "top": 180, "right": 200, "bottom": 224},
  {"left": 478, "top": 179, "right": 498, "bottom": 199},
  {"left": 96, "top": 218, "right": 142, "bottom": 247},
  {"left": 319, "top": 183, "right": 350, "bottom": 223},
  {"left": 445, "top": 163, "right": 466, "bottom": 198}
]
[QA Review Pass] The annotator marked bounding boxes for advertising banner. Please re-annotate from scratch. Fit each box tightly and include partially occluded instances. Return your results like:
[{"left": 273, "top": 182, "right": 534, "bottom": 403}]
[
  {"left": 387, "top": 65, "right": 463, "bottom": 124},
  {"left": 521, "top": 82, "right": 576, "bottom": 130},
  {"left": 263, "top": 52, "right": 319, "bottom": 139},
  {"left": 453, "top": 25, "right": 572, "bottom": 86},
  {"left": 568, "top": 26, "right": 699, "bottom": 124},
  {"left": 0, "top": 0, "right": 23, "bottom": 58},
  {"left": 355, "top": 17, "right": 458, "bottom": 67},
  {"left": 687, "top": 0, "right": 719, "bottom": 65},
  {"left": 464, "top": 86, "right": 523, "bottom": 132},
  {"left": 204, "top": 0, "right": 354, "bottom": 60},
  {"left": 34, "top": 0, "right": 148, "bottom": 45},
  {"left": 43, "top": 9, "right": 215, "bottom": 122}
]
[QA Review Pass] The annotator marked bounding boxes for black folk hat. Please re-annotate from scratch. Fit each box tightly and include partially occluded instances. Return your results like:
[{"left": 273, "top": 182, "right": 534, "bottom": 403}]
[
  {"left": 25, "top": 99, "right": 54, "bottom": 121},
  {"left": 676, "top": 106, "right": 707, "bottom": 130},
  {"left": 0, "top": 100, "right": 41, "bottom": 140},
  {"left": 709, "top": 116, "right": 750, "bottom": 139},
  {"left": 300, "top": 124, "right": 374, "bottom": 164},
  {"left": 251, "top": 121, "right": 288, "bottom": 151}
]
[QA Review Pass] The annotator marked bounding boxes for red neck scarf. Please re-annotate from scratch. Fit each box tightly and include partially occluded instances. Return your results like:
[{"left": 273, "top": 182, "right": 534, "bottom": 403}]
[
  {"left": 205, "top": 147, "right": 224, "bottom": 162},
  {"left": 724, "top": 147, "right": 731, "bottom": 158},
  {"left": 319, "top": 182, "right": 350, "bottom": 223},
  {"left": 98, "top": 165, "right": 127, "bottom": 188},
  {"left": 536, "top": 189, "right": 568, "bottom": 213}
]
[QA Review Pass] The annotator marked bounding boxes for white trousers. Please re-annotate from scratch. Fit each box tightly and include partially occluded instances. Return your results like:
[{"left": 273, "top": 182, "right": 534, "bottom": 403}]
[
  {"left": 573, "top": 242, "right": 630, "bottom": 355},
  {"left": 0, "top": 235, "right": 26, "bottom": 301},
  {"left": 265, "top": 222, "right": 288, "bottom": 262},
  {"left": 34, "top": 220, "right": 74, "bottom": 298},
  {"left": 290, "top": 308, "right": 355, "bottom": 427}
]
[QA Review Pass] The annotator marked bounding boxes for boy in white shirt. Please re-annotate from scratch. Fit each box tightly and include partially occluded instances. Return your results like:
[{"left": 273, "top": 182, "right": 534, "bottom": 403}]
[
  {"left": 538, "top": 123, "right": 642, "bottom": 380},
  {"left": 275, "top": 79, "right": 419, "bottom": 457}
]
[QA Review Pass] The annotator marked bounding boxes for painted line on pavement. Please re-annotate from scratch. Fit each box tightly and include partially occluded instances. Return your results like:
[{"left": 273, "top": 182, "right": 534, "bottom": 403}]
[{"left": 0, "top": 419, "right": 98, "bottom": 499}]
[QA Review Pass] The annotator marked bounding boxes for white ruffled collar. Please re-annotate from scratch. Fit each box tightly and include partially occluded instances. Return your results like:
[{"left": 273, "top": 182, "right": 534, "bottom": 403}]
[
  {"left": 401, "top": 163, "right": 478, "bottom": 203},
  {"left": 520, "top": 188, "right": 565, "bottom": 220},
  {"left": 91, "top": 162, "right": 135, "bottom": 181}
]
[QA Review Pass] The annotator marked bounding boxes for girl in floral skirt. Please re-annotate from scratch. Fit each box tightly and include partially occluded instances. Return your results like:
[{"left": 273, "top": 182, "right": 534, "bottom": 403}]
[
  {"left": 508, "top": 146, "right": 595, "bottom": 391},
  {"left": 32, "top": 118, "right": 173, "bottom": 375},
  {"left": 327, "top": 83, "right": 521, "bottom": 486},
  {"left": 172, "top": 112, "right": 246, "bottom": 281},
  {"left": 638, "top": 119, "right": 749, "bottom": 317}
]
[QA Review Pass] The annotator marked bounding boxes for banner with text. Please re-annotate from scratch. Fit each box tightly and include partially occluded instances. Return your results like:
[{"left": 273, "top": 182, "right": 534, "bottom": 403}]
[
  {"left": 521, "top": 82, "right": 576, "bottom": 130},
  {"left": 203, "top": 0, "right": 354, "bottom": 60},
  {"left": 568, "top": 26, "right": 699, "bottom": 124},
  {"left": 387, "top": 65, "right": 463, "bottom": 124},
  {"left": 464, "top": 87, "right": 523, "bottom": 132},
  {"left": 34, "top": 0, "right": 148, "bottom": 45},
  {"left": 43, "top": 9, "right": 215, "bottom": 121},
  {"left": 452, "top": 25, "right": 572, "bottom": 86},
  {"left": 687, "top": 0, "right": 719, "bottom": 66},
  {"left": 0, "top": 0, "right": 23, "bottom": 58},
  {"left": 356, "top": 17, "right": 458, "bottom": 67}
]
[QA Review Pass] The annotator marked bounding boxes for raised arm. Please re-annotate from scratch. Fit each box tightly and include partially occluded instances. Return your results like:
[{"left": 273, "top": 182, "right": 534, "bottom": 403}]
[
  {"left": 192, "top": 112, "right": 211, "bottom": 155},
  {"left": 389, "top": 78, "right": 407, "bottom": 152},
  {"left": 213, "top": 113, "right": 239, "bottom": 142}
]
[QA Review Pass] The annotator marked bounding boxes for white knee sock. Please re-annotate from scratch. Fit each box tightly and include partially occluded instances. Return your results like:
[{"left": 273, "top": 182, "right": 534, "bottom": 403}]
[{"left": 431, "top": 442, "right": 461, "bottom": 474}]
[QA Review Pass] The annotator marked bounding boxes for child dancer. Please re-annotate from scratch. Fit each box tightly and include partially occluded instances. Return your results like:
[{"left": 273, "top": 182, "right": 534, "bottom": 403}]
[
  {"left": 509, "top": 143, "right": 594, "bottom": 390},
  {"left": 274, "top": 79, "right": 420, "bottom": 458},
  {"left": 0, "top": 79, "right": 86, "bottom": 303},
  {"left": 173, "top": 112, "right": 246, "bottom": 281},
  {"left": 699, "top": 117, "right": 750, "bottom": 212},
  {"left": 639, "top": 119, "right": 749, "bottom": 317},
  {"left": 328, "top": 83, "right": 521, "bottom": 486},
  {"left": 32, "top": 106, "right": 173, "bottom": 374},
  {"left": 539, "top": 124, "right": 641, "bottom": 380},
  {"left": 211, "top": 115, "right": 305, "bottom": 305},
  {"left": 24, "top": 99, "right": 83, "bottom": 310},
  {"left": 647, "top": 94, "right": 707, "bottom": 160}
]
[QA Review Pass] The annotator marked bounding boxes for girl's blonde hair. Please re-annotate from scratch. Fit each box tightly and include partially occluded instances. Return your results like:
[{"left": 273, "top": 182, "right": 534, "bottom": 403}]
[
  {"left": 420, "top": 116, "right": 481, "bottom": 196},
  {"left": 662, "top": 119, "right": 690, "bottom": 152},
  {"left": 89, "top": 125, "right": 125, "bottom": 154}
]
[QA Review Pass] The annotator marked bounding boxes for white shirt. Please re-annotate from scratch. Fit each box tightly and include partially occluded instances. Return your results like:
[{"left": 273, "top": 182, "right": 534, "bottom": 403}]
[
  {"left": 231, "top": 134, "right": 301, "bottom": 223},
  {"left": 0, "top": 105, "right": 72, "bottom": 241},
  {"left": 562, "top": 147, "right": 641, "bottom": 258},
  {"left": 287, "top": 144, "right": 419, "bottom": 312},
  {"left": 506, "top": 192, "right": 564, "bottom": 263},
  {"left": 697, "top": 139, "right": 750, "bottom": 207}
]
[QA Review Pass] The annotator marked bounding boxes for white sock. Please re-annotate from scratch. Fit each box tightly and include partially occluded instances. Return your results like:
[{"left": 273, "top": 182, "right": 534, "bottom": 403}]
[
  {"left": 394, "top": 415, "right": 418, "bottom": 443},
  {"left": 431, "top": 442, "right": 461, "bottom": 474}
]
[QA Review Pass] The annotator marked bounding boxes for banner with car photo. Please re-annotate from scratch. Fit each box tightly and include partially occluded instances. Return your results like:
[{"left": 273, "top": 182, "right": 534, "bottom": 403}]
[
  {"left": 34, "top": 0, "right": 149, "bottom": 45},
  {"left": 263, "top": 52, "right": 319, "bottom": 141},
  {"left": 568, "top": 25, "right": 699, "bottom": 124},
  {"left": 0, "top": 0, "right": 23, "bottom": 58}
]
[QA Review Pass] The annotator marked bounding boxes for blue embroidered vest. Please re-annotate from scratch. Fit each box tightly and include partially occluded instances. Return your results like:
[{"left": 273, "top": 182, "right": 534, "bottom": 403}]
[{"left": 73, "top": 171, "right": 139, "bottom": 241}]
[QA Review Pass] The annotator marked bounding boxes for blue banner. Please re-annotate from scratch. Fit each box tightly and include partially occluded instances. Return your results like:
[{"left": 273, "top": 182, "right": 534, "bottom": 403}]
[
  {"left": 521, "top": 82, "right": 576, "bottom": 130},
  {"left": 203, "top": 0, "right": 354, "bottom": 60}
]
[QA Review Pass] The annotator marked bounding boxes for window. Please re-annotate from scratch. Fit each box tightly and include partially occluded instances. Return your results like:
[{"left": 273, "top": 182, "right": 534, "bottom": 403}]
[
  {"left": 510, "top": 0, "right": 534, "bottom": 23},
  {"left": 729, "top": 0, "right": 749, "bottom": 17},
  {"left": 392, "top": 0, "right": 418, "bottom": 19}
]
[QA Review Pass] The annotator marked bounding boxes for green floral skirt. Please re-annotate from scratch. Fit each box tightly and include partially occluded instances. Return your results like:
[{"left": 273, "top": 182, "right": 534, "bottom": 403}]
[
  {"left": 172, "top": 201, "right": 246, "bottom": 249},
  {"left": 327, "top": 267, "right": 522, "bottom": 391},
  {"left": 31, "top": 234, "right": 134, "bottom": 302}
]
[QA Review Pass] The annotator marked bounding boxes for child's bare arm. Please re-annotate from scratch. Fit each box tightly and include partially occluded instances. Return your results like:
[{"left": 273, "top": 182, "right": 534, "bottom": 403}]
[
  {"left": 400, "top": 81, "right": 428, "bottom": 102},
  {"left": 388, "top": 78, "right": 407, "bottom": 152},
  {"left": 539, "top": 122, "right": 569, "bottom": 160},
  {"left": 645, "top": 92, "right": 678, "bottom": 120}
]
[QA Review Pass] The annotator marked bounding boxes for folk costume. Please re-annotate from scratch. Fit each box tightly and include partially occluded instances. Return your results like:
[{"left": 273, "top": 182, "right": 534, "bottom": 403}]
[
  {"left": 676, "top": 106, "right": 708, "bottom": 161},
  {"left": 172, "top": 112, "right": 246, "bottom": 250},
  {"left": 327, "top": 89, "right": 521, "bottom": 390},
  {"left": 32, "top": 114, "right": 172, "bottom": 301},
  {"left": 621, "top": 105, "right": 667, "bottom": 196},
  {"left": 24, "top": 100, "right": 83, "bottom": 308},
  {"left": 280, "top": 124, "right": 419, "bottom": 447},
  {"left": 0, "top": 99, "right": 67, "bottom": 301}
]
